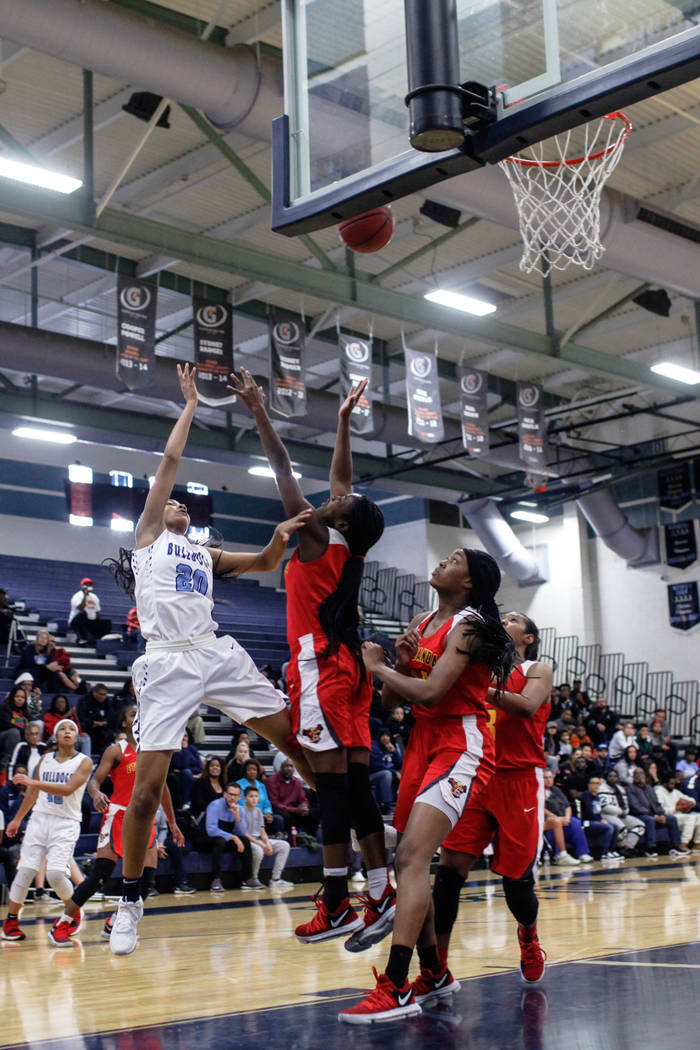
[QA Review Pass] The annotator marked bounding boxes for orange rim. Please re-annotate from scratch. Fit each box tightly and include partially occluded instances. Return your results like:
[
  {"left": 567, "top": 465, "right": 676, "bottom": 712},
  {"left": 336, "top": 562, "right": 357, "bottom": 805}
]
[{"left": 504, "top": 112, "right": 632, "bottom": 169}]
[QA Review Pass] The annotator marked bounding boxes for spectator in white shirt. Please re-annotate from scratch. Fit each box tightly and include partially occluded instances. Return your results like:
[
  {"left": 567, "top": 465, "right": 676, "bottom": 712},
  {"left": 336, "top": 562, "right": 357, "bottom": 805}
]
[
  {"left": 655, "top": 774, "right": 700, "bottom": 849},
  {"left": 68, "top": 577, "right": 111, "bottom": 645},
  {"left": 609, "top": 721, "right": 637, "bottom": 762}
]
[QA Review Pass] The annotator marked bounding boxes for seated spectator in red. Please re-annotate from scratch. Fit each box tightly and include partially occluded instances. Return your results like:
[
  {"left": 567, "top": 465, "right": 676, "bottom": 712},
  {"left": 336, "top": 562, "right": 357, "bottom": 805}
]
[
  {"left": 627, "top": 767, "right": 684, "bottom": 856},
  {"left": 126, "top": 607, "right": 140, "bottom": 635},
  {"left": 266, "top": 757, "right": 318, "bottom": 836},
  {"left": 369, "top": 730, "right": 402, "bottom": 814},
  {"left": 0, "top": 687, "right": 29, "bottom": 784},
  {"left": 43, "top": 694, "right": 91, "bottom": 757},
  {"left": 579, "top": 776, "right": 620, "bottom": 859},
  {"left": 191, "top": 756, "right": 226, "bottom": 823},
  {"left": 166, "top": 730, "right": 202, "bottom": 809}
]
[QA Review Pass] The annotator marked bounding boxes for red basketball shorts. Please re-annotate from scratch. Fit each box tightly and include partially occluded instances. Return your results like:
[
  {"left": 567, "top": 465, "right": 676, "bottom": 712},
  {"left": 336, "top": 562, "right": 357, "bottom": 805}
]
[
  {"left": 393, "top": 714, "right": 494, "bottom": 833},
  {"left": 287, "top": 637, "right": 372, "bottom": 752},
  {"left": 443, "top": 766, "right": 546, "bottom": 880},
  {"left": 98, "top": 804, "right": 156, "bottom": 857}
]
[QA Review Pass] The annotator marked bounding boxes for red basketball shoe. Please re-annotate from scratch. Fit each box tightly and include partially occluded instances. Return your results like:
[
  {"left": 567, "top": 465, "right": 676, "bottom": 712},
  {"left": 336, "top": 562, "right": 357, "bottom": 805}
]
[
  {"left": 339, "top": 967, "right": 421, "bottom": 1025},
  {"left": 518, "top": 924, "right": 546, "bottom": 984},
  {"left": 1, "top": 916, "right": 26, "bottom": 941},
  {"left": 295, "top": 893, "right": 363, "bottom": 943},
  {"left": 411, "top": 966, "right": 460, "bottom": 1005},
  {"left": 344, "top": 881, "right": 396, "bottom": 952}
]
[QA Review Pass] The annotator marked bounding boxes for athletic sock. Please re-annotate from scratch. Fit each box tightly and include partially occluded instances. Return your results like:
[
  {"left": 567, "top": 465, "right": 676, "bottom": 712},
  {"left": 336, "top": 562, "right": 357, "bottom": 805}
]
[
  {"left": 323, "top": 868, "right": 348, "bottom": 912},
  {"left": 367, "top": 866, "right": 390, "bottom": 900},
  {"left": 417, "top": 944, "right": 441, "bottom": 974},
  {"left": 437, "top": 945, "right": 449, "bottom": 970},
  {"left": 121, "top": 877, "right": 141, "bottom": 903},
  {"left": 385, "top": 944, "right": 413, "bottom": 988}
]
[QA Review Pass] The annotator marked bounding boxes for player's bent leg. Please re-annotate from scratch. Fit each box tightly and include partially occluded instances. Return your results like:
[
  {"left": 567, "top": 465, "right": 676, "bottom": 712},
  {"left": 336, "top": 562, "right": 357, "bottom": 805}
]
[
  {"left": 433, "top": 849, "right": 476, "bottom": 966},
  {"left": 246, "top": 710, "right": 316, "bottom": 789},
  {"left": 502, "top": 875, "right": 546, "bottom": 984},
  {"left": 50, "top": 856, "right": 117, "bottom": 947},
  {"left": 345, "top": 759, "right": 395, "bottom": 953}
]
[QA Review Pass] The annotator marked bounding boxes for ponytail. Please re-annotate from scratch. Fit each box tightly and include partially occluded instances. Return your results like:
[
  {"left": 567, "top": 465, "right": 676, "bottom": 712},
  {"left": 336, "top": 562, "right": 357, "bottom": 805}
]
[{"left": 103, "top": 548, "right": 135, "bottom": 597}]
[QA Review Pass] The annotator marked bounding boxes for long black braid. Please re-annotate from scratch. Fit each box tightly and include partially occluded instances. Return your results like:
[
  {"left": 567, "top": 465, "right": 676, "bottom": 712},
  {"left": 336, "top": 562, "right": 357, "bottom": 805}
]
[{"left": 456, "top": 548, "right": 517, "bottom": 693}]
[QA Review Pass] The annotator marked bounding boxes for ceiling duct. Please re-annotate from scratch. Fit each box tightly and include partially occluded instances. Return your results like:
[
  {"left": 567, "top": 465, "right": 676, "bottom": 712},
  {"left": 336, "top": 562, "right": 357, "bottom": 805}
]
[{"left": 461, "top": 498, "right": 544, "bottom": 584}]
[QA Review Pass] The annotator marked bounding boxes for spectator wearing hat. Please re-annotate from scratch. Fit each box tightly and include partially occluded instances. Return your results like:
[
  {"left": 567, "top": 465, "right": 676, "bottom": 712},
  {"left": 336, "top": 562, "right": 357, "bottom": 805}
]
[{"left": 68, "top": 577, "right": 112, "bottom": 645}]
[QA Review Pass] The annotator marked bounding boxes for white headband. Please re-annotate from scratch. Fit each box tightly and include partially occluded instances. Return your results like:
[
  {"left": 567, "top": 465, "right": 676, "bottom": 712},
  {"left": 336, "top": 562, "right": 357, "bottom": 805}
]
[{"left": 54, "top": 718, "right": 78, "bottom": 735}]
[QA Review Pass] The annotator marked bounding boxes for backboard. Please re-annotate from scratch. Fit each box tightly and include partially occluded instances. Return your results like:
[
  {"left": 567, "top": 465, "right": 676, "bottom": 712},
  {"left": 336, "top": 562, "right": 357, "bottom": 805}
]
[{"left": 272, "top": 0, "right": 700, "bottom": 235}]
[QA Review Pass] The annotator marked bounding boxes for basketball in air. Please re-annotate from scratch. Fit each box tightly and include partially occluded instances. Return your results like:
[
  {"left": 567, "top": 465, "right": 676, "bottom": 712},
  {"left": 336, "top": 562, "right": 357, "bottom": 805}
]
[{"left": 337, "top": 205, "right": 395, "bottom": 253}]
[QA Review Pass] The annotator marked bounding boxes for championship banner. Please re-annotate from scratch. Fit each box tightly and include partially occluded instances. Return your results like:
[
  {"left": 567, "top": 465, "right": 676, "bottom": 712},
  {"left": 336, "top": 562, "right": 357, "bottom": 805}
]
[
  {"left": 192, "top": 298, "right": 236, "bottom": 406},
  {"left": 668, "top": 580, "right": 700, "bottom": 631},
  {"left": 404, "top": 347, "right": 444, "bottom": 443},
  {"left": 339, "top": 333, "right": 373, "bottom": 435},
  {"left": 116, "top": 275, "right": 157, "bottom": 391},
  {"left": 459, "top": 366, "right": 490, "bottom": 457},
  {"left": 268, "top": 313, "right": 307, "bottom": 418},
  {"left": 517, "top": 382, "right": 546, "bottom": 469},
  {"left": 658, "top": 462, "right": 692, "bottom": 513},
  {"left": 664, "top": 521, "right": 697, "bottom": 569}
]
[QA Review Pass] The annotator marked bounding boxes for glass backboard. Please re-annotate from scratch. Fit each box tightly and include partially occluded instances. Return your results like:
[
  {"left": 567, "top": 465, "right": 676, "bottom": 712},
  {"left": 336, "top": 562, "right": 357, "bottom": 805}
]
[{"left": 273, "top": 0, "right": 700, "bottom": 234}]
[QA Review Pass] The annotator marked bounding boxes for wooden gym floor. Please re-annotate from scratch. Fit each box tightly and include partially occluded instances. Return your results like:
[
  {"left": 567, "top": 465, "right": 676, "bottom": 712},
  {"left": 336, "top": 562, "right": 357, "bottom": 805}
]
[{"left": 2, "top": 856, "right": 699, "bottom": 1049}]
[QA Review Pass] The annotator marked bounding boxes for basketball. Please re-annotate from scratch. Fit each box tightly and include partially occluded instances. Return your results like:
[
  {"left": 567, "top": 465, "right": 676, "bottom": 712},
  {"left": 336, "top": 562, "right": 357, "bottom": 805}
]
[{"left": 337, "top": 205, "right": 395, "bottom": 253}]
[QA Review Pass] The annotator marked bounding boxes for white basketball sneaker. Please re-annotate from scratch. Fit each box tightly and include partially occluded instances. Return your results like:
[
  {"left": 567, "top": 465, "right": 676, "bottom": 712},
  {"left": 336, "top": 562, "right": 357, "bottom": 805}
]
[{"left": 109, "top": 898, "right": 144, "bottom": 956}]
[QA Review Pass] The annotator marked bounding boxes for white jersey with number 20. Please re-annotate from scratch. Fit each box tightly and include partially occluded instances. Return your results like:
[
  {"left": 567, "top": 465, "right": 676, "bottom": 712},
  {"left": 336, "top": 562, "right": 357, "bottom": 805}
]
[
  {"left": 132, "top": 529, "right": 217, "bottom": 642},
  {"left": 33, "top": 751, "right": 87, "bottom": 824}
]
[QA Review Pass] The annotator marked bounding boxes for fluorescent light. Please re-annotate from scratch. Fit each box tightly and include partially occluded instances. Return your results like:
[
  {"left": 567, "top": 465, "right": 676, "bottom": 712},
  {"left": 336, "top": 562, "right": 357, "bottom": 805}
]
[
  {"left": 518, "top": 500, "right": 537, "bottom": 507},
  {"left": 110, "top": 470, "right": 133, "bottom": 488},
  {"left": 13, "top": 426, "right": 77, "bottom": 444},
  {"left": 510, "top": 509, "right": 550, "bottom": 524},
  {"left": 650, "top": 361, "right": 700, "bottom": 385},
  {"left": 425, "top": 289, "right": 497, "bottom": 316},
  {"left": 188, "top": 525, "right": 211, "bottom": 542},
  {"left": 248, "top": 465, "right": 302, "bottom": 480},
  {"left": 69, "top": 514, "right": 93, "bottom": 527},
  {"left": 187, "top": 482, "right": 209, "bottom": 495},
  {"left": 0, "top": 157, "right": 82, "bottom": 194},
  {"left": 110, "top": 517, "right": 134, "bottom": 532},
  {"left": 68, "top": 464, "right": 93, "bottom": 484}
]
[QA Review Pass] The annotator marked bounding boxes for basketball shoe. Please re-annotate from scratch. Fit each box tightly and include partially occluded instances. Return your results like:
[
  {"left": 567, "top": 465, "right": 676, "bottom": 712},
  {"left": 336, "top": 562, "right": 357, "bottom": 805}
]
[
  {"left": 344, "top": 881, "right": 397, "bottom": 952},
  {"left": 110, "top": 898, "right": 143, "bottom": 956},
  {"left": 411, "top": 966, "right": 460, "bottom": 1005},
  {"left": 100, "top": 914, "right": 114, "bottom": 941},
  {"left": 48, "top": 910, "right": 82, "bottom": 947},
  {"left": 518, "top": 924, "right": 546, "bottom": 984},
  {"left": 338, "top": 967, "right": 421, "bottom": 1025},
  {"left": 1, "top": 916, "right": 25, "bottom": 941},
  {"left": 294, "top": 892, "right": 363, "bottom": 943}
]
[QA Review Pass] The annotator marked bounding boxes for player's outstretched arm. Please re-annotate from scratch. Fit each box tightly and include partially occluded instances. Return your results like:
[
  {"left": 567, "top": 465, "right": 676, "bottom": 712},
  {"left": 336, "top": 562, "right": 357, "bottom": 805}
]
[
  {"left": 14, "top": 755, "right": 93, "bottom": 797},
  {"left": 213, "top": 510, "right": 312, "bottom": 577},
  {"left": 330, "top": 378, "right": 367, "bottom": 497},
  {"left": 135, "top": 363, "right": 198, "bottom": 550},
  {"left": 489, "top": 661, "right": 553, "bottom": 718}
]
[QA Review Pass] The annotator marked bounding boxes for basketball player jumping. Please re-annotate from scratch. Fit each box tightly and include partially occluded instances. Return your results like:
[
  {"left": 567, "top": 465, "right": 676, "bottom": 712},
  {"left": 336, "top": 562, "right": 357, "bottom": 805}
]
[{"left": 106, "top": 364, "right": 313, "bottom": 956}]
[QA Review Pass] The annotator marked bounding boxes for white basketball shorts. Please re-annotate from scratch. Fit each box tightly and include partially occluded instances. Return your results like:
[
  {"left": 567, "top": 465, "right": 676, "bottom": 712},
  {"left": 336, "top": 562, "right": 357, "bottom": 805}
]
[
  {"left": 19, "top": 812, "right": 80, "bottom": 875},
  {"left": 131, "top": 634, "right": 286, "bottom": 752}
]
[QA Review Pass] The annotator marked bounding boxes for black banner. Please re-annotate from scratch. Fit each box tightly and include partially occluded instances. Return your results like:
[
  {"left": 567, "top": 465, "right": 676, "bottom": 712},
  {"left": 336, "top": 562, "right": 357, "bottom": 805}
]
[
  {"left": 193, "top": 298, "right": 235, "bottom": 405},
  {"left": 658, "top": 462, "right": 692, "bottom": 513},
  {"left": 268, "top": 313, "right": 307, "bottom": 418},
  {"left": 339, "top": 333, "right": 373, "bottom": 435},
  {"left": 665, "top": 521, "right": 697, "bottom": 569},
  {"left": 668, "top": 580, "right": 700, "bottom": 631},
  {"left": 404, "top": 347, "right": 444, "bottom": 443},
  {"left": 116, "top": 276, "right": 157, "bottom": 391},
  {"left": 517, "top": 382, "right": 546, "bottom": 469},
  {"left": 459, "top": 366, "right": 490, "bottom": 457}
]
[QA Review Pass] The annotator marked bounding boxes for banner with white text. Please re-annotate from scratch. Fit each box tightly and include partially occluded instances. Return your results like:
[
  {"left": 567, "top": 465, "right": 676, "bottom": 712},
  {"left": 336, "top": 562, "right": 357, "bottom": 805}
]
[
  {"left": 116, "top": 276, "right": 157, "bottom": 390},
  {"left": 404, "top": 348, "right": 444, "bottom": 443},
  {"left": 339, "top": 333, "right": 373, "bottom": 435},
  {"left": 268, "top": 313, "right": 307, "bottom": 418}
]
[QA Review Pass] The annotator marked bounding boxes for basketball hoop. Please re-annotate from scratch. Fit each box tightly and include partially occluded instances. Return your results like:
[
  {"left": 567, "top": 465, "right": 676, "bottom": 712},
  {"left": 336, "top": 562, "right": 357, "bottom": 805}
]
[{"left": 499, "top": 112, "right": 632, "bottom": 276}]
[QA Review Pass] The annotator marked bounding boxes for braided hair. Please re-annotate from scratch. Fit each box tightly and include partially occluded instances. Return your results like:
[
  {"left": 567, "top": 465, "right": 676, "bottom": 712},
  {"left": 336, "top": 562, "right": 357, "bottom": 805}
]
[{"left": 456, "top": 548, "right": 517, "bottom": 692}]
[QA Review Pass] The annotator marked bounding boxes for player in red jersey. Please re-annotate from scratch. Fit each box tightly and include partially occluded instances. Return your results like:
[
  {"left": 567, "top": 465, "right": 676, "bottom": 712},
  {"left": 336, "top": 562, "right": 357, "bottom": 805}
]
[
  {"left": 231, "top": 369, "right": 393, "bottom": 951},
  {"left": 48, "top": 704, "right": 183, "bottom": 946},
  {"left": 433, "top": 611, "right": 552, "bottom": 985},
  {"left": 339, "top": 548, "right": 515, "bottom": 1024}
]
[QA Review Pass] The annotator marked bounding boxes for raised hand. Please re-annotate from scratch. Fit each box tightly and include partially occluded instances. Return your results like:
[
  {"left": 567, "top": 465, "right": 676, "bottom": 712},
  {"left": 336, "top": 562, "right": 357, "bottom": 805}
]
[
  {"left": 177, "top": 363, "right": 198, "bottom": 404},
  {"left": 361, "top": 640, "right": 386, "bottom": 672},
  {"left": 394, "top": 627, "right": 420, "bottom": 668},
  {"left": 339, "top": 378, "right": 368, "bottom": 420},
  {"left": 274, "top": 509, "right": 313, "bottom": 544},
  {"left": 228, "top": 367, "right": 266, "bottom": 412},
  {"left": 13, "top": 772, "right": 29, "bottom": 787}
]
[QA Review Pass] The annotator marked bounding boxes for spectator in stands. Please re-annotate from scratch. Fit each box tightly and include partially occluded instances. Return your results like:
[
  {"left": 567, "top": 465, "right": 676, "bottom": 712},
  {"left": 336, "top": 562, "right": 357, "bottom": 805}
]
[
  {"left": 14, "top": 673, "right": 42, "bottom": 721},
  {"left": 676, "top": 747, "right": 699, "bottom": 782},
  {"left": 595, "top": 743, "right": 610, "bottom": 774},
  {"left": 655, "top": 774, "right": 699, "bottom": 850},
  {"left": 570, "top": 713, "right": 592, "bottom": 749},
  {"left": 542, "top": 768, "right": 591, "bottom": 864},
  {"left": 645, "top": 760, "right": 661, "bottom": 787},
  {"left": 682, "top": 768, "right": 700, "bottom": 810},
  {"left": 572, "top": 678, "right": 590, "bottom": 706},
  {"left": 383, "top": 705, "right": 412, "bottom": 757},
  {"left": 598, "top": 769, "right": 645, "bottom": 855},
  {"left": 191, "top": 756, "right": 226, "bottom": 823},
  {"left": 579, "top": 776, "right": 620, "bottom": 859},
  {"left": 266, "top": 758, "right": 317, "bottom": 837},
  {"left": 543, "top": 722, "right": 560, "bottom": 770},
  {"left": 186, "top": 705, "right": 207, "bottom": 748},
  {"left": 0, "top": 801, "right": 19, "bottom": 885},
  {"left": 43, "top": 694, "right": 90, "bottom": 756},
  {"left": 586, "top": 697, "right": 617, "bottom": 746},
  {"left": 243, "top": 785, "right": 292, "bottom": 889},
  {"left": 14, "top": 631, "right": 80, "bottom": 695},
  {"left": 0, "top": 588, "right": 14, "bottom": 649},
  {"left": 369, "top": 730, "right": 402, "bottom": 814},
  {"left": 124, "top": 606, "right": 143, "bottom": 651},
  {"left": 0, "top": 762, "right": 27, "bottom": 823},
  {"left": 225, "top": 738, "right": 251, "bottom": 783},
  {"left": 560, "top": 754, "right": 591, "bottom": 801},
  {"left": 558, "top": 683, "right": 572, "bottom": 707},
  {"left": 614, "top": 744, "right": 642, "bottom": 786},
  {"left": 636, "top": 723, "right": 654, "bottom": 761},
  {"left": 9, "top": 722, "right": 46, "bottom": 778},
  {"left": 557, "top": 729, "right": 572, "bottom": 760},
  {"left": 627, "top": 767, "right": 683, "bottom": 856},
  {"left": 68, "top": 576, "right": 112, "bottom": 645},
  {"left": 166, "top": 730, "right": 202, "bottom": 810},
  {"left": 205, "top": 783, "right": 253, "bottom": 891},
  {"left": 548, "top": 686, "right": 562, "bottom": 721},
  {"left": 153, "top": 804, "right": 194, "bottom": 895},
  {"left": 237, "top": 759, "right": 283, "bottom": 834},
  {"left": 650, "top": 746, "right": 675, "bottom": 782},
  {"left": 609, "top": 721, "right": 637, "bottom": 762},
  {"left": 649, "top": 709, "right": 678, "bottom": 765},
  {"left": 77, "top": 683, "right": 114, "bottom": 754},
  {"left": 0, "top": 687, "right": 29, "bottom": 785},
  {"left": 556, "top": 708, "right": 575, "bottom": 734},
  {"left": 580, "top": 743, "right": 603, "bottom": 777}
]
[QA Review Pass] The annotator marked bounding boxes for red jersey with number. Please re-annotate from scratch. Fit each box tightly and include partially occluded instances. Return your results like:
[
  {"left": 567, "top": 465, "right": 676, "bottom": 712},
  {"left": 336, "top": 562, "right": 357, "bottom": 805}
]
[
  {"left": 285, "top": 528, "right": 352, "bottom": 656},
  {"left": 495, "top": 661, "right": 550, "bottom": 771},
  {"left": 109, "top": 739, "right": 138, "bottom": 806},
  {"left": 408, "top": 608, "right": 491, "bottom": 721}
]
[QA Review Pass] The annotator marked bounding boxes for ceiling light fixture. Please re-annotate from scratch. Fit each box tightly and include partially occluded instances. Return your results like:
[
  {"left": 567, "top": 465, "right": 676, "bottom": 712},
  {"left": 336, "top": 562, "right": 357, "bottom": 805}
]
[
  {"left": 424, "top": 289, "right": 497, "bottom": 316},
  {"left": 510, "top": 509, "right": 550, "bottom": 524},
  {"left": 248, "top": 465, "right": 302, "bottom": 480},
  {"left": 0, "top": 158, "right": 82, "bottom": 195},
  {"left": 13, "top": 426, "right": 77, "bottom": 444},
  {"left": 650, "top": 361, "right": 700, "bottom": 385}
]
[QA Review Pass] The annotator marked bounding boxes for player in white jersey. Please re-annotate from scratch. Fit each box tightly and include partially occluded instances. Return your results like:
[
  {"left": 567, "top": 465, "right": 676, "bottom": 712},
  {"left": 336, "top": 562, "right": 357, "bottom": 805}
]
[
  {"left": 1, "top": 719, "right": 92, "bottom": 943},
  {"left": 106, "top": 363, "right": 314, "bottom": 956}
]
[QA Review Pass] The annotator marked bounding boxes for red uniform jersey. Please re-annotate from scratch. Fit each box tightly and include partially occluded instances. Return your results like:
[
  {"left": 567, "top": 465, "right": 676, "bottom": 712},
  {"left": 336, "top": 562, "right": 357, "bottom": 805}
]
[
  {"left": 496, "top": 661, "right": 551, "bottom": 771},
  {"left": 285, "top": 528, "right": 350, "bottom": 656},
  {"left": 109, "top": 739, "right": 138, "bottom": 806},
  {"left": 408, "top": 608, "right": 492, "bottom": 721}
]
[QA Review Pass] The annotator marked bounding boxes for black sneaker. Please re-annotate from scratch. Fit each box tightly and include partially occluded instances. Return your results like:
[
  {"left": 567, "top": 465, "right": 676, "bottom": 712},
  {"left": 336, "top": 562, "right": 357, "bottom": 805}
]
[{"left": 174, "top": 883, "right": 196, "bottom": 896}]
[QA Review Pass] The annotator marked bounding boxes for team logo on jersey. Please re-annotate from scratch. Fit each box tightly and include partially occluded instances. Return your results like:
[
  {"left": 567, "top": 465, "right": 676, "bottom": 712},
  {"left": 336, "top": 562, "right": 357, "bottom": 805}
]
[
  {"left": 448, "top": 777, "right": 467, "bottom": 799},
  {"left": 302, "top": 724, "right": 324, "bottom": 743}
]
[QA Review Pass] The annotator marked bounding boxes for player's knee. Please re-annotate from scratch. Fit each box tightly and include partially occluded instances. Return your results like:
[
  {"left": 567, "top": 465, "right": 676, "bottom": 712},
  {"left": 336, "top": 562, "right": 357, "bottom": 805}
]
[
  {"left": 347, "top": 763, "right": 383, "bottom": 840},
  {"left": 10, "top": 867, "right": 35, "bottom": 901},
  {"left": 46, "top": 869, "right": 73, "bottom": 900},
  {"left": 394, "top": 834, "right": 430, "bottom": 875},
  {"left": 316, "top": 771, "right": 351, "bottom": 845},
  {"left": 130, "top": 782, "right": 161, "bottom": 820},
  {"left": 502, "top": 875, "right": 538, "bottom": 927}
]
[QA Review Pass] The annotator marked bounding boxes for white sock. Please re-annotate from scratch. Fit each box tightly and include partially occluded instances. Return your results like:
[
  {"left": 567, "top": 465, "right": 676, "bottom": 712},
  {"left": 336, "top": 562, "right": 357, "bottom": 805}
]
[
  {"left": 323, "top": 866, "right": 348, "bottom": 878},
  {"left": 367, "top": 866, "right": 389, "bottom": 899},
  {"left": 59, "top": 913, "right": 72, "bottom": 924}
]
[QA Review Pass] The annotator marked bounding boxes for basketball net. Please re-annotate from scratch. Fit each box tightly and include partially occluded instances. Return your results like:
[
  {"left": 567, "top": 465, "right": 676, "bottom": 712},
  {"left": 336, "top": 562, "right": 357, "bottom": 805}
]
[{"left": 499, "top": 112, "right": 632, "bottom": 276}]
